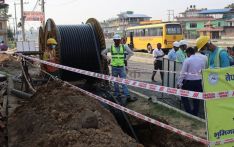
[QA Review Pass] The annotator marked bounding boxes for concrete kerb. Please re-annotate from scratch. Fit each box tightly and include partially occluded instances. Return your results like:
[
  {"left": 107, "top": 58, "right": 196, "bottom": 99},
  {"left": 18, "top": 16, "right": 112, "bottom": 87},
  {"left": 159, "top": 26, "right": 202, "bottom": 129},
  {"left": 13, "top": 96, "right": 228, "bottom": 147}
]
[{"left": 129, "top": 89, "right": 206, "bottom": 123}]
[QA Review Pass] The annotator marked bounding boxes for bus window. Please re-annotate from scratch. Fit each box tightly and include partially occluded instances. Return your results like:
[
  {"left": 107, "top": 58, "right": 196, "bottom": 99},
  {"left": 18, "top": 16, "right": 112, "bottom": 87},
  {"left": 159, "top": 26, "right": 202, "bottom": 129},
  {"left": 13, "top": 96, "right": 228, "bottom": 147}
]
[
  {"left": 166, "top": 24, "right": 182, "bottom": 35},
  {"left": 134, "top": 29, "right": 145, "bottom": 37},
  {"left": 145, "top": 28, "right": 149, "bottom": 36},
  {"left": 133, "top": 30, "right": 137, "bottom": 36},
  {"left": 127, "top": 31, "right": 132, "bottom": 37},
  {"left": 148, "top": 27, "right": 163, "bottom": 36},
  {"left": 136, "top": 29, "right": 140, "bottom": 36},
  {"left": 140, "top": 29, "right": 145, "bottom": 36}
]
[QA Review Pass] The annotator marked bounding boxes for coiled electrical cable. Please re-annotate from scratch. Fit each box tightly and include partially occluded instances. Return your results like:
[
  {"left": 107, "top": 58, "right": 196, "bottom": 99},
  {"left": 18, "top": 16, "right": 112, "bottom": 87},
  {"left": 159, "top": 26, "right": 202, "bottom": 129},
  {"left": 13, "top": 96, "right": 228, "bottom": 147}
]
[
  {"left": 42, "top": 18, "right": 106, "bottom": 81},
  {"left": 57, "top": 24, "right": 101, "bottom": 81}
]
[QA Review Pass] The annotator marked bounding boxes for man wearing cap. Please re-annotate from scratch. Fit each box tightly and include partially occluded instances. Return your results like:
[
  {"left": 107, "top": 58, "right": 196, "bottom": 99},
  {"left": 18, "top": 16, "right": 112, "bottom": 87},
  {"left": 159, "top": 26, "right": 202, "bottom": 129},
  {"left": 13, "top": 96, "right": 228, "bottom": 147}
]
[
  {"left": 43, "top": 38, "right": 59, "bottom": 75},
  {"left": 168, "top": 41, "right": 180, "bottom": 61},
  {"left": 101, "top": 34, "right": 135, "bottom": 104},
  {"left": 196, "top": 36, "right": 229, "bottom": 68},
  {"left": 176, "top": 40, "right": 188, "bottom": 63}
]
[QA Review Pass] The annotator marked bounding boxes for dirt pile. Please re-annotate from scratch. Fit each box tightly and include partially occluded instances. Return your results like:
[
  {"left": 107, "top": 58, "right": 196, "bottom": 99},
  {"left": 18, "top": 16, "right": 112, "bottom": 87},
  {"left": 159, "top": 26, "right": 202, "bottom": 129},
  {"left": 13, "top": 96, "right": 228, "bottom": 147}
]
[
  {"left": 0, "top": 54, "right": 21, "bottom": 74},
  {"left": 8, "top": 81, "right": 143, "bottom": 147}
]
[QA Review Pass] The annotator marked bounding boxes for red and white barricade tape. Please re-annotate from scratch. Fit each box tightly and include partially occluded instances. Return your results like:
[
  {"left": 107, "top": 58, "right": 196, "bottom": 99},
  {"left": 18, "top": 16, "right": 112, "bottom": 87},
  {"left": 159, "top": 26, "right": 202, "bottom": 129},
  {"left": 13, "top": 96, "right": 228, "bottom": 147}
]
[
  {"left": 18, "top": 54, "right": 234, "bottom": 100},
  {"left": 16, "top": 53, "right": 234, "bottom": 145}
]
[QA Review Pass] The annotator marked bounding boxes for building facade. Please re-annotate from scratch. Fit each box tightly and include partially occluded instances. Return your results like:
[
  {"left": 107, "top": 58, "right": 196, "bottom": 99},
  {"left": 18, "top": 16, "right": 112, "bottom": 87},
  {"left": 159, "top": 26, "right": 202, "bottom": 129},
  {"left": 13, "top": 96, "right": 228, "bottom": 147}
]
[
  {"left": 0, "top": 3, "right": 9, "bottom": 42},
  {"left": 101, "top": 11, "right": 151, "bottom": 38},
  {"left": 176, "top": 6, "right": 234, "bottom": 39}
]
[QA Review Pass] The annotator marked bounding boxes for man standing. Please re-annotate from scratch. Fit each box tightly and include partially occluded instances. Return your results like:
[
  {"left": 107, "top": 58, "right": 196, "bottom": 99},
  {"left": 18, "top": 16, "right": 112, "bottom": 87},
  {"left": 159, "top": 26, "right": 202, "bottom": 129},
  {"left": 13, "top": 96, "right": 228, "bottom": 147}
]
[
  {"left": 0, "top": 41, "right": 8, "bottom": 51},
  {"left": 43, "top": 38, "right": 59, "bottom": 76},
  {"left": 151, "top": 43, "right": 164, "bottom": 82},
  {"left": 196, "top": 36, "right": 230, "bottom": 68},
  {"left": 101, "top": 34, "right": 135, "bottom": 104},
  {"left": 177, "top": 47, "right": 205, "bottom": 116},
  {"left": 176, "top": 40, "right": 187, "bottom": 63},
  {"left": 168, "top": 41, "right": 180, "bottom": 61}
]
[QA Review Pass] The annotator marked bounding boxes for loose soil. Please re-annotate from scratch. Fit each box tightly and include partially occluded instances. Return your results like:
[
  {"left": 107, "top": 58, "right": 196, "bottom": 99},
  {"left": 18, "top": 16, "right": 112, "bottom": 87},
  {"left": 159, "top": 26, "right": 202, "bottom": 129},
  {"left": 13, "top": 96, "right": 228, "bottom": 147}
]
[
  {"left": 127, "top": 96, "right": 206, "bottom": 147},
  {"left": 0, "top": 54, "right": 21, "bottom": 75},
  {"left": 8, "top": 81, "right": 143, "bottom": 147}
]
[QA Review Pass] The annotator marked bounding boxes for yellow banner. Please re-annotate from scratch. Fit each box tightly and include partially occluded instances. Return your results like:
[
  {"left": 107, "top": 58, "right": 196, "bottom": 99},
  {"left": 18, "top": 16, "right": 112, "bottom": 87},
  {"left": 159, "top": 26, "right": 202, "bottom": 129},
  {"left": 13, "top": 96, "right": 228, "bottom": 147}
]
[{"left": 203, "top": 67, "right": 234, "bottom": 147}]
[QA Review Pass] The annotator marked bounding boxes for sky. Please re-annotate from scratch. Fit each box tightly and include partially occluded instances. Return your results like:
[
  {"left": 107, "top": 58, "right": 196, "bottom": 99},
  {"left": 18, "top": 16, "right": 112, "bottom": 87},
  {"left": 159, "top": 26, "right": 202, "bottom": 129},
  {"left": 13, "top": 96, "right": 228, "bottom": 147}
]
[{"left": 5, "top": 0, "right": 234, "bottom": 30}]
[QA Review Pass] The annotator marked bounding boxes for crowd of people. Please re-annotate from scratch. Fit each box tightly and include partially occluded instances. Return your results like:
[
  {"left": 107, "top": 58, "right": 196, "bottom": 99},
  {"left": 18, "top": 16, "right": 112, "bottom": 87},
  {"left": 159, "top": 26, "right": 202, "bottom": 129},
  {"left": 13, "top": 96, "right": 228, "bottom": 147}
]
[
  {"left": 153, "top": 36, "right": 233, "bottom": 116},
  {"left": 103, "top": 34, "right": 233, "bottom": 115}
]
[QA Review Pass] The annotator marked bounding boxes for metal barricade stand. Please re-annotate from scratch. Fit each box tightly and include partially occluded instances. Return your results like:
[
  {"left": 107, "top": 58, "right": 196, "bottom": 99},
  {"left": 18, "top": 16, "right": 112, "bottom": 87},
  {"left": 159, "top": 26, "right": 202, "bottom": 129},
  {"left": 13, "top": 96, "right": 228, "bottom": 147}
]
[{"left": 161, "top": 58, "right": 182, "bottom": 109}]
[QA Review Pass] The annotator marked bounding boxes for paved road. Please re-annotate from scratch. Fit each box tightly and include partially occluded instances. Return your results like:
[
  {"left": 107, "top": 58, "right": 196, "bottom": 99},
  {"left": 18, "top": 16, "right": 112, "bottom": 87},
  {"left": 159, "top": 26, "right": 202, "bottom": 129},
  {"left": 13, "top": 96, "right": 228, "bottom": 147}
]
[{"left": 126, "top": 60, "right": 182, "bottom": 108}]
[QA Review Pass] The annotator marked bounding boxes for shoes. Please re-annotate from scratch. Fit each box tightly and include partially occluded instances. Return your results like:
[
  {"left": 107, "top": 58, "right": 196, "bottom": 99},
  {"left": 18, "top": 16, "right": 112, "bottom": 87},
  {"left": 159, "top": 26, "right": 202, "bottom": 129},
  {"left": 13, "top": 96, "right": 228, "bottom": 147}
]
[
  {"left": 114, "top": 95, "right": 127, "bottom": 106},
  {"left": 126, "top": 96, "right": 138, "bottom": 102}
]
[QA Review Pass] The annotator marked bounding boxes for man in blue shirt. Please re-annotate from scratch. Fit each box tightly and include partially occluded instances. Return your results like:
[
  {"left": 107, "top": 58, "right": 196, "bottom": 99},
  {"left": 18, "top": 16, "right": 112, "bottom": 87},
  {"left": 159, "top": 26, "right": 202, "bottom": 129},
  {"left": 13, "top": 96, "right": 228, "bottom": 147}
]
[
  {"left": 168, "top": 41, "right": 180, "bottom": 61},
  {"left": 196, "top": 36, "right": 230, "bottom": 68}
]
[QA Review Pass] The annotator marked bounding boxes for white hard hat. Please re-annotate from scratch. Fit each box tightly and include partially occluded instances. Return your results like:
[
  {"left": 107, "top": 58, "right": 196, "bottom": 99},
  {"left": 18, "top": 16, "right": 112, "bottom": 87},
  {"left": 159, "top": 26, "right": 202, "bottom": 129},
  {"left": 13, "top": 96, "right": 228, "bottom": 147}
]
[
  {"left": 173, "top": 41, "right": 180, "bottom": 47},
  {"left": 113, "top": 34, "right": 121, "bottom": 40},
  {"left": 180, "top": 40, "right": 188, "bottom": 46}
]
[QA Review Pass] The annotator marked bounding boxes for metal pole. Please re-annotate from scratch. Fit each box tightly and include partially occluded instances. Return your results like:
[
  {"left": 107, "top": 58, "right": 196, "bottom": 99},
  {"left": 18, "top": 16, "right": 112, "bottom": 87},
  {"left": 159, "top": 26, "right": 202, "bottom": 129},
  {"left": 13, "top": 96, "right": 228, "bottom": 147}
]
[
  {"left": 20, "top": 0, "right": 25, "bottom": 41},
  {"left": 14, "top": 2, "right": 18, "bottom": 41},
  {"left": 167, "top": 10, "right": 170, "bottom": 22},
  {"left": 41, "top": 0, "right": 45, "bottom": 27}
]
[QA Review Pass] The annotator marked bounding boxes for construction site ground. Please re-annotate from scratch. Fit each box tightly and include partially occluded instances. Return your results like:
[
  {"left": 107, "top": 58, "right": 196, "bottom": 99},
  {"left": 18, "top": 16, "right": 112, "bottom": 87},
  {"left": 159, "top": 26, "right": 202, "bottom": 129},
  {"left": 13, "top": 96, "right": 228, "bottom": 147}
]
[{"left": 0, "top": 53, "right": 207, "bottom": 147}]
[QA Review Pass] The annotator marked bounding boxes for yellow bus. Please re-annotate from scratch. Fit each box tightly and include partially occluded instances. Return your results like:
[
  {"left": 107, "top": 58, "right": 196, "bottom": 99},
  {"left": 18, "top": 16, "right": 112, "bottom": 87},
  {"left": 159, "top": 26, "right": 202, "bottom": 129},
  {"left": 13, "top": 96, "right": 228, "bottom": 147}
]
[{"left": 126, "top": 23, "right": 183, "bottom": 53}]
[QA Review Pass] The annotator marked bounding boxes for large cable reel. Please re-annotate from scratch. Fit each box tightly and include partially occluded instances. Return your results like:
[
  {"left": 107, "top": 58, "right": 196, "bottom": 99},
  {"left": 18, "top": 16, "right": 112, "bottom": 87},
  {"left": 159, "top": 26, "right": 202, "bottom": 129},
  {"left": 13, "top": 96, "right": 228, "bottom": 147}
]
[{"left": 41, "top": 18, "right": 108, "bottom": 81}]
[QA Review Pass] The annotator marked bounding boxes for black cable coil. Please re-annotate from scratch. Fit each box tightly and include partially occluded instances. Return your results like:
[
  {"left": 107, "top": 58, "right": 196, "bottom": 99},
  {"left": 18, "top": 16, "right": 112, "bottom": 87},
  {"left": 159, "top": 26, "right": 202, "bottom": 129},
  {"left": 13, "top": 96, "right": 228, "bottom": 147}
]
[{"left": 57, "top": 24, "right": 102, "bottom": 81}]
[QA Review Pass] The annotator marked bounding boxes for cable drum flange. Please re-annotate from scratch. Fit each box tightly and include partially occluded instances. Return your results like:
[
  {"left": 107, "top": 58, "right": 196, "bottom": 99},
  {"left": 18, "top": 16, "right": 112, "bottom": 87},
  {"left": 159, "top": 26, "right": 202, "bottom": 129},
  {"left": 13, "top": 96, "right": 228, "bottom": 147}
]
[{"left": 86, "top": 18, "right": 109, "bottom": 75}]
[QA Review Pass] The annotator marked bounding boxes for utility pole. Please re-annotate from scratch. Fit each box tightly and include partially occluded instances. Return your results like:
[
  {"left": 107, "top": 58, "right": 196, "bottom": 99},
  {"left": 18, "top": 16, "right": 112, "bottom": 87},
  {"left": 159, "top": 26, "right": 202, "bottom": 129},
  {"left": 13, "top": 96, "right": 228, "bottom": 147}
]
[
  {"left": 20, "top": 0, "right": 25, "bottom": 41},
  {"left": 167, "top": 10, "right": 175, "bottom": 22},
  {"left": 167, "top": 10, "right": 171, "bottom": 22},
  {"left": 14, "top": 2, "right": 18, "bottom": 41},
  {"left": 41, "top": 0, "right": 45, "bottom": 27}
]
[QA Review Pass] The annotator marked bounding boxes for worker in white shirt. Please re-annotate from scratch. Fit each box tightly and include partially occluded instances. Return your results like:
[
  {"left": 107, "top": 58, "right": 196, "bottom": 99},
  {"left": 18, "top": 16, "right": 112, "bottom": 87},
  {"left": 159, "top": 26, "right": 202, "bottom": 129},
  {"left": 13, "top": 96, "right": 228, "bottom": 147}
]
[
  {"left": 151, "top": 43, "right": 165, "bottom": 82},
  {"left": 177, "top": 47, "right": 205, "bottom": 116}
]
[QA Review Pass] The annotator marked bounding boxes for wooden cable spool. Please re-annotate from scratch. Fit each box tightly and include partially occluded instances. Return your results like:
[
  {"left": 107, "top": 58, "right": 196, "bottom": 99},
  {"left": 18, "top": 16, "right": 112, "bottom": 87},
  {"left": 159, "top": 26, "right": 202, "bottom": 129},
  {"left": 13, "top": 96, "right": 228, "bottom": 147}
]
[{"left": 40, "top": 18, "right": 108, "bottom": 81}]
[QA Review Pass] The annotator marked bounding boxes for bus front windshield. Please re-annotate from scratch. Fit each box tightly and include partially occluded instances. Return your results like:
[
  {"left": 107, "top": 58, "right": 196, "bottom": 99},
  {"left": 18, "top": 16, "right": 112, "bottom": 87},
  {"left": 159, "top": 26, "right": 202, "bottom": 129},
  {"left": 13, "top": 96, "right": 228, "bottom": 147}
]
[{"left": 166, "top": 24, "right": 182, "bottom": 35}]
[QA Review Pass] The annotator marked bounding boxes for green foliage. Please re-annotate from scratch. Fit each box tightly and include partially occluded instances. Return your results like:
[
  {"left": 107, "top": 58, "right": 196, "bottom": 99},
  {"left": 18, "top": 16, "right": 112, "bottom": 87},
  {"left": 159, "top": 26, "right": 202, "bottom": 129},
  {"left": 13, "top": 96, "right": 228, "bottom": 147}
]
[
  {"left": 7, "top": 29, "right": 14, "bottom": 40},
  {"left": 225, "top": 3, "right": 234, "bottom": 8}
]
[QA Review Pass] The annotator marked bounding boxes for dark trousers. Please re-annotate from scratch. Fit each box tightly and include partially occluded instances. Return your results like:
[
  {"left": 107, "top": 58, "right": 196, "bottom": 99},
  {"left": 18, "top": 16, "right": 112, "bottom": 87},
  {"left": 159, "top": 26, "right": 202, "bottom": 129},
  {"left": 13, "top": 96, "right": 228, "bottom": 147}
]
[
  {"left": 181, "top": 80, "right": 202, "bottom": 116},
  {"left": 151, "top": 60, "right": 163, "bottom": 81}
]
